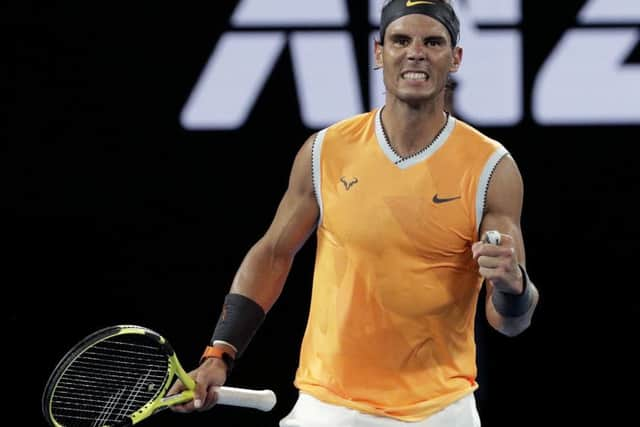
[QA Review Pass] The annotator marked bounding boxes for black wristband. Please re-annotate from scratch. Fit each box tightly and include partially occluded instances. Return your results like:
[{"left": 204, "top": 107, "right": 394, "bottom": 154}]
[
  {"left": 491, "top": 265, "right": 535, "bottom": 317},
  {"left": 211, "top": 293, "right": 265, "bottom": 357}
]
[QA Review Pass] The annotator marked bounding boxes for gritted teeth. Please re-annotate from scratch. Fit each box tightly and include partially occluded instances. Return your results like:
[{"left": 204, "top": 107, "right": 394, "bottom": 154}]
[{"left": 402, "top": 71, "right": 428, "bottom": 80}]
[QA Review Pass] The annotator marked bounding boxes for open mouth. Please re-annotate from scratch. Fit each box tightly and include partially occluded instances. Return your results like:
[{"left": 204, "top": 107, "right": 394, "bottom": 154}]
[{"left": 401, "top": 71, "right": 429, "bottom": 81}]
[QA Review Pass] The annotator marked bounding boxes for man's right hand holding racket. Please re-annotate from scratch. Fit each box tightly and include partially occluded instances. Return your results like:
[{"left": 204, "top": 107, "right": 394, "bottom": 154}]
[{"left": 168, "top": 345, "right": 236, "bottom": 412}]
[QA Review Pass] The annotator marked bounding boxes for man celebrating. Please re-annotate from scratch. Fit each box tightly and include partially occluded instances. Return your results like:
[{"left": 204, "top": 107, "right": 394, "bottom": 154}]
[{"left": 170, "top": 1, "right": 539, "bottom": 425}]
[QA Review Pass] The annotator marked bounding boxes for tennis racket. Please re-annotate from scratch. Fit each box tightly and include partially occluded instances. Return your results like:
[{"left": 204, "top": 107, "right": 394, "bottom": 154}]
[{"left": 41, "top": 324, "right": 277, "bottom": 427}]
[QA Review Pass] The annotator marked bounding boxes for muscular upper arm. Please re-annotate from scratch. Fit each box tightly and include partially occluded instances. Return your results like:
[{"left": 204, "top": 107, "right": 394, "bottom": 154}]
[
  {"left": 480, "top": 154, "right": 540, "bottom": 334},
  {"left": 261, "top": 134, "right": 319, "bottom": 256},
  {"left": 229, "top": 134, "right": 319, "bottom": 310},
  {"left": 479, "top": 154, "right": 525, "bottom": 265}
]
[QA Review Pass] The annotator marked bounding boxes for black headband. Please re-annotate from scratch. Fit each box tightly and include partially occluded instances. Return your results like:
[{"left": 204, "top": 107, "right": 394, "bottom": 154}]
[{"left": 379, "top": 0, "right": 460, "bottom": 46}]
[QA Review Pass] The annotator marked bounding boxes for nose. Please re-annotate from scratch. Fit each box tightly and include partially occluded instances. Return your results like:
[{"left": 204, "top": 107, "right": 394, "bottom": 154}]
[{"left": 407, "top": 39, "right": 426, "bottom": 62}]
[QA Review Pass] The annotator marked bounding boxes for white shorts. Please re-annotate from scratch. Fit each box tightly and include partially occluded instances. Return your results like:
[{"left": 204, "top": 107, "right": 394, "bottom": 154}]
[{"left": 279, "top": 392, "right": 481, "bottom": 427}]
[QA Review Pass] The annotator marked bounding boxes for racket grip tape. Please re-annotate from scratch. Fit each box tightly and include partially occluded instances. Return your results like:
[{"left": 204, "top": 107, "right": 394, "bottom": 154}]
[{"left": 216, "top": 386, "right": 277, "bottom": 412}]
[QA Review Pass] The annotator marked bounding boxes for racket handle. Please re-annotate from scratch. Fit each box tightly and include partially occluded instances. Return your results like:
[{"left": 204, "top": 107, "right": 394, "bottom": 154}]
[{"left": 216, "top": 386, "right": 277, "bottom": 411}]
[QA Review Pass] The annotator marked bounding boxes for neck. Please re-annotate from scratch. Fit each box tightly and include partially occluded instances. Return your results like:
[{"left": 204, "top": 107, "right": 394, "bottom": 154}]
[{"left": 381, "top": 98, "right": 448, "bottom": 158}]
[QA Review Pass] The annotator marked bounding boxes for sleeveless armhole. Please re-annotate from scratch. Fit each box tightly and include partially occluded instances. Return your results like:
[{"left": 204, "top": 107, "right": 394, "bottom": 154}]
[
  {"left": 311, "top": 128, "right": 328, "bottom": 226},
  {"left": 475, "top": 146, "right": 509, "bottom": 234}
]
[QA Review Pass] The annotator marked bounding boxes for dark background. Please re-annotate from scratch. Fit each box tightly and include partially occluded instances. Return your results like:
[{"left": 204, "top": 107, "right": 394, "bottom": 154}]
[{"left": 9, "top": 1, "right": 638, "bottom": 426}]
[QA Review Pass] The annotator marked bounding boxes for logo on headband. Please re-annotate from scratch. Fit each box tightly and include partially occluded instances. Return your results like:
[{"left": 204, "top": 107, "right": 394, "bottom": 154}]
[{"left": 406, "top": 1, "right": 434, "bottom": 6}]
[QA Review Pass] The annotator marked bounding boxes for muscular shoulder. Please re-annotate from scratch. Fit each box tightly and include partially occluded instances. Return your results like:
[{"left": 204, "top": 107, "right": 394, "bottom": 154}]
[
  {"left": 442, "top": 118, "right": 508, "bottom": 173},
  {"left": 452, "top": 117, "right": 506, "bottom": 152},
  {"left": 485, "top": 154, "right": 524, "bottom": 217},
  {"left": 324, "top": 109, "right": 377, "bottom": 138}
]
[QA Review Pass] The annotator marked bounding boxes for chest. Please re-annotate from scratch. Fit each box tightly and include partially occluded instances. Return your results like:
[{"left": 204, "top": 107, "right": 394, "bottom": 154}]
[{"left": 319, "top": 151, "right": 473, "bottom": 256}]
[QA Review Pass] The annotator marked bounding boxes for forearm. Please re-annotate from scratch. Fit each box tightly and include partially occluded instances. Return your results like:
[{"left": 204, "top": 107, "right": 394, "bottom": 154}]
[
  {"left": 229, "top": 237, "right": 295, "bottom": 313},
  {"left": 202, "top": 238, "right": 295, "bottom": 367}
]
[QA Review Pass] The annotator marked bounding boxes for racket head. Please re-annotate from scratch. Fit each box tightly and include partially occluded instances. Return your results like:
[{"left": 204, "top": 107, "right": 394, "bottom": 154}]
[{"left": 41, "top": 325, "right": 185, "bottom": 427}]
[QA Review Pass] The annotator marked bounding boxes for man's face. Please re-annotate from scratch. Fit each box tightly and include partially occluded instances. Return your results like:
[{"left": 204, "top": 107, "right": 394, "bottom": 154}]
[{"left": 375, "top": 14, "right": 462, "bottom": 106}]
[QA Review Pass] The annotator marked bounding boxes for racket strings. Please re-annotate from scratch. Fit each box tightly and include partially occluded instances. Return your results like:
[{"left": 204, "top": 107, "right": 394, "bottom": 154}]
[{"left": 51, "top": 335, "right": 170, "bottom": 427}]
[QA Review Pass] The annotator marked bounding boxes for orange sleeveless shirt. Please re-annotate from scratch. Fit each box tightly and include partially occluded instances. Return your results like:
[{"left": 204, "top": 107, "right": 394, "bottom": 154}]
[{"left": 294, "top": 108, "right": 508, "bottom": 421}]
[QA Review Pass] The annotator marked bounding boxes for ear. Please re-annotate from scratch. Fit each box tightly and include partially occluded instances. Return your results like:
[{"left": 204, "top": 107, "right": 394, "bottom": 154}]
[
  {"left": 374, "top": 39, "right": 383, "bottom": 69},
  {"left": 449, "top": 46, "right": 463, "bottom": 73}
]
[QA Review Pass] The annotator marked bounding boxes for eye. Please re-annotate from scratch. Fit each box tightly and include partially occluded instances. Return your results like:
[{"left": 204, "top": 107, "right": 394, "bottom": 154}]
[
  {"left": 391, "top": 36, "right": 410, "bottom": 47},
  {"left": 425, "top": 37, "right": 445, "bottom": 47}
]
